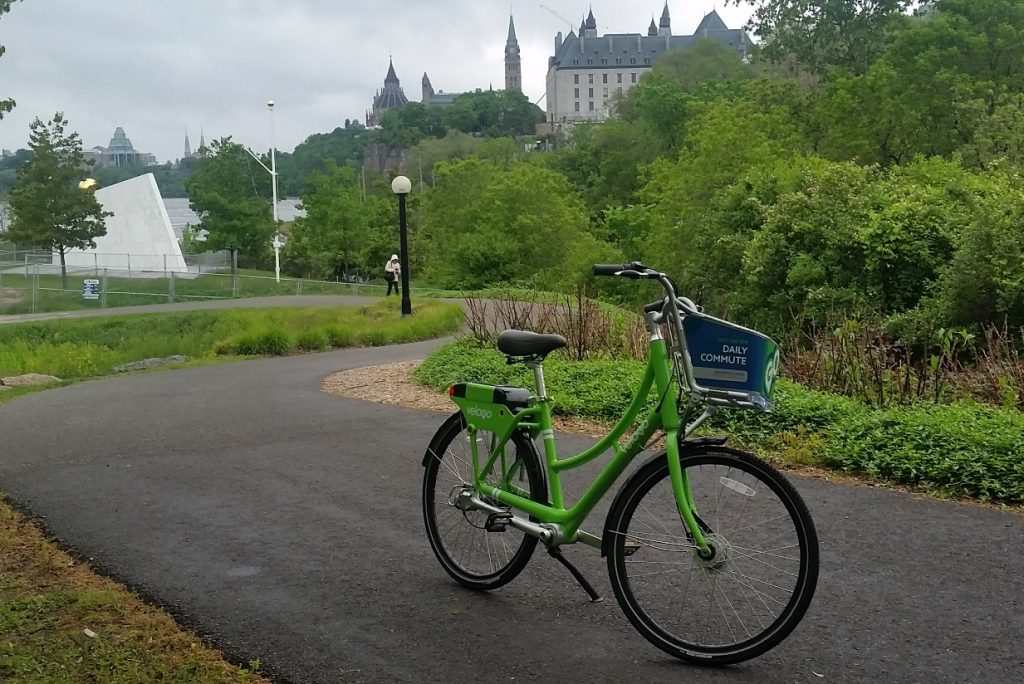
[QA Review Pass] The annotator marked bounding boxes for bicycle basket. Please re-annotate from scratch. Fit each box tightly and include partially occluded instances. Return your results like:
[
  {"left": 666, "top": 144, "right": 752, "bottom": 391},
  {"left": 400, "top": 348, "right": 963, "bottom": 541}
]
[{"left": 682, "top": 314, "right": 780, "bottom": 409}]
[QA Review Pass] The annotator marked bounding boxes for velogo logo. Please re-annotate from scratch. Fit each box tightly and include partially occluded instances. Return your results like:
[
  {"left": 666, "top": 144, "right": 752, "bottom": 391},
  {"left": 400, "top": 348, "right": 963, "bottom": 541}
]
[{"left": 466, "top": 406, "right": 494, "bottom": 420}]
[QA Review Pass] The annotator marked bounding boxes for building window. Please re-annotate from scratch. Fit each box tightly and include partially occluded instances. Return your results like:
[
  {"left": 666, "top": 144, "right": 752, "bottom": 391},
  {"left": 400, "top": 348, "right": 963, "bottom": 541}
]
[
  {"left": 630, "top": 58, "right": 636, "bottom": 64},
  {"left": 603, "top": 87, "right": 609, "bottom": 97},
  {"left": 588, "top": 74, "right": 594, "bottom": 84},
  {"left": 616, "top": 58, "right": 622, "bottom": 64},
  {"left": 574, "top": 74, "right": 579, "bottom": 84},
  {"left": 601, "top": 58, "right": 607, "bottom": 64},
  {"left": 617, "top": 86, "right": 623, "bottom": 95},
  {"left": 574, "top": 87, "right": 579, "bottom": 98},
  {"left": 631, "top": 73, "right": 638, "bottom": 83},
  {"left": 617, "top": 73, "right": 622, "bottom": 83},
  {"left": 644, "top": 57, "right": 651, "bottom": 64},
  {"left": 573, "top": 59, "right": 579, "bottom": 65},
  {"left": 587, "top": 59, "right": 593, "bottom": 64},
  {"left": 602, "top": 74, "right": 608, "bottom": 84},
  {"left": 589, "top": 101, "right": 595, "bottom": 111},
  {"left": 588, "top": 87, "right": 594, "bottom": 98},
  {"left": 575, "top": 102, "right": 580, "bottom": 112}
]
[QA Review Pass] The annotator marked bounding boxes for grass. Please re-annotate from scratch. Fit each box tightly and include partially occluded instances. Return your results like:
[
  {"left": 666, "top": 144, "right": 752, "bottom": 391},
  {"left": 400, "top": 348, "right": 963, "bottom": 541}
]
[
  {"left": 0, "top": 268, "right": 464, "bottom": 315},
  {"left": 0, "top": 299, "right": 464, "bottom": 381},
  {"left": 414, "top": 340, "right": 1024, "bottom": 505},
  {"left": 0, "top": 496, "right": 269, "bottom": 683}
]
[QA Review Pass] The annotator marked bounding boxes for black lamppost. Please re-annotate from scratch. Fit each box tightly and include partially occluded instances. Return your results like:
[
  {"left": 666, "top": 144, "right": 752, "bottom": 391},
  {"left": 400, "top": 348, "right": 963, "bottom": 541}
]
[{"left": 390, "top": 175, "right": 413, "bottom": 316}]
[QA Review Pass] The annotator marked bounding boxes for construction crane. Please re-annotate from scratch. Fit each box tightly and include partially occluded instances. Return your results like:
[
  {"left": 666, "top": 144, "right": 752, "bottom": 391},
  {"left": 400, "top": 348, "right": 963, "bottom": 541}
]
[
  {"left": 539, "top": 3, "right": 611, "bottom": 31},
  {"left": 539, "top": 3, "right": 575, "bottom": 31}
]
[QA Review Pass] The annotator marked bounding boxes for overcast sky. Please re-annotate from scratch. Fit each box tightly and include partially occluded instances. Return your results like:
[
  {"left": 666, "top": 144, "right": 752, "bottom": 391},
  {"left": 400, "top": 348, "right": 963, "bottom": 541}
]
[{"left": 0, "top": 1, "right": 753, "bottom": 164}]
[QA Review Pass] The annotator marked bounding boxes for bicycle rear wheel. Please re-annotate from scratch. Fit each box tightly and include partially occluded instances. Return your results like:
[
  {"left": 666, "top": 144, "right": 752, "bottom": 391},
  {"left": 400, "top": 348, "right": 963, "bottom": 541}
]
[
  {"left": 605, "top": 446, "right": 818, "bottom": 665},
  {"left": 422, "top": 412, "right": 547, "bottom": 591}
]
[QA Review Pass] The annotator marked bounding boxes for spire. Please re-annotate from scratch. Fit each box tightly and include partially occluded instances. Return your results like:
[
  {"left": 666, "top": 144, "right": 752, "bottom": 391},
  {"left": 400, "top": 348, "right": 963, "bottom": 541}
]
[
  {"left": 579, "top": 15, "right": 586, "bottom": 35},
  {"left": 183, "top": 128, "right": 192, "bottom": 159},
  {"left": 586, "top": 8, "right": 596, "bottom": 30},
  {"left": 659, "top": 2, "right": 670, "bottom": 27},
  {"left": 385, "top": 57, "right": 400, "bottom": 85},
  {"left": 648, "top": 17, "right": 658, "bottom": 36},
  {"left": 507, "top": 14, "right": 518, "bottom": 45}
]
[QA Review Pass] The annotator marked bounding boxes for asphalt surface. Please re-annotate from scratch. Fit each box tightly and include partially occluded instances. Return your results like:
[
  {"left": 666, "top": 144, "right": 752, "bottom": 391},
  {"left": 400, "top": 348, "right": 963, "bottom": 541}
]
[{"left": 1, "top": 341, "right": 1022, "bottom": 683}]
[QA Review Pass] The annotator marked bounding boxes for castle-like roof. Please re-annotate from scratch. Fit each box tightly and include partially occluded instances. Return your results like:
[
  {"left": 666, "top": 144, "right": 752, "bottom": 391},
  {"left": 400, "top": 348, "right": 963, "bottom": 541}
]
[
  {"left": 374, "top": 59, "right": 408, "bottom": 110},
  {"left": 695, "top": 10, "right": 729, "bottom": 34},
  {"left": 550, "top": 12, "right": 748, "bottom": 70}
]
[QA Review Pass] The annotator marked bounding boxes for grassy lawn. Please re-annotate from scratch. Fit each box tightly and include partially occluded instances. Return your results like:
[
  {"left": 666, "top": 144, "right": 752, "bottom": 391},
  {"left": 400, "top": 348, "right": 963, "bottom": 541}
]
[
  {"left": 0, "top": 298, "right": 464, "bottom": 382},
  {"left": 0, "top": 300, "right": 464, "bottom": 679},
  {"left": 0, "top": 497, "right": 268, "bottom": 683},
  {"left": 0, "top": 268, "right": 463, "bottom": 315}
]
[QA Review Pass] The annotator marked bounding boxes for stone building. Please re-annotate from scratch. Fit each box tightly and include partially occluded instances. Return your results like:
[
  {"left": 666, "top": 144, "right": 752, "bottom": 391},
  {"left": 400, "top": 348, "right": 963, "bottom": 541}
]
[
  {"left": 544, "top": 5, "right": 750, "bottom": 130},
  {"left": 365, "top": 58, "right": 410, "bottom": 127},
  {"left": 84, "top": 127, "right": 157, "bottom": 167}
]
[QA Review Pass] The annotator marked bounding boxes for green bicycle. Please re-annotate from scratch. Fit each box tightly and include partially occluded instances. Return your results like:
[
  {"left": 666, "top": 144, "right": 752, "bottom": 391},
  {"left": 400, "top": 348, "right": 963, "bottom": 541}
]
[{"left": 421, "top": 262, "right": 819, "bottom": 665}]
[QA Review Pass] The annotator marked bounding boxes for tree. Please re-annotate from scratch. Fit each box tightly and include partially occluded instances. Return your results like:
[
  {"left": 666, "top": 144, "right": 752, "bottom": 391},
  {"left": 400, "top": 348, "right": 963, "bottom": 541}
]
[
  {"left": 183, "top": 137, "right": 275, "bottom": 270},
  {"left": 420, "top": 158, "right": 596, "bottom": 289},
  {"left": 6, "top": 113, "right": 110, "bottom": 288},
  {"left": 734, "top": 0, "right": 912, "bottom": 75},
  {"left": 651, "top": 38, "right": 754, "bottom": 91},
  {"left": 285, "top": 163, "right": 390, "bottom": 280},
  {"left": 0, "top": 0, "right": 20, "bottom": 121},
  {"left": 276, "top": 120, "right": 370, "bottom": 195},
  {"left": 445, "top": 89, "right": 545, "bottom": 137}
]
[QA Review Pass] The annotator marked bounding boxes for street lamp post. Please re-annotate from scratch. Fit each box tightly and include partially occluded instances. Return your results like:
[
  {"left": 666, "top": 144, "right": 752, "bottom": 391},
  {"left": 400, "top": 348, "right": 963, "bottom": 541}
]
[
  {"left": 390, "top": 175, "right": 412, "bottom": 317},
  {"left": 268, "top": 100, "right": 281, "bottom": 283}
]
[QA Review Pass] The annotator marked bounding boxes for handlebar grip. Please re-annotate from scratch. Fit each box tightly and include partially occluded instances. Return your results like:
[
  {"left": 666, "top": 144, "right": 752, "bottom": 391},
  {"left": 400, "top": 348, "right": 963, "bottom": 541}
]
[
  {"left": 592, "top": 264, "right": 627, "bottom": 277},
  {"left": 644, "top": 299, "right": 665, "bottom": 314}
]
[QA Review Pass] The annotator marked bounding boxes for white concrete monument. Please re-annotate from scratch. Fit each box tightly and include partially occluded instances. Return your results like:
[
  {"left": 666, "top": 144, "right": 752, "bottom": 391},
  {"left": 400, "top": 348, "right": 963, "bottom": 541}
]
[{"left": 57, "top": 173, "right": 188, "bottom": 273}]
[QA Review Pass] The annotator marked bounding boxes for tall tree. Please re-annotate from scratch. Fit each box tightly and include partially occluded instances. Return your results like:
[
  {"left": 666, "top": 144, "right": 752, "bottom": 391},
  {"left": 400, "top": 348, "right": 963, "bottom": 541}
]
[
  {"left": 183, "top": 137, "right": 275, "bottom": 270},
  {"left": 285, "top": 163, "right": 391, "bottom": 280},
  {"left": 734, "top": 0, "right": 912, "bottom": 75},
  {"left": 6, "top": 113, "right": 110, "bottom": 288},
  {"left": 0, "top": 0, "right": 20, "bottom": 120}
]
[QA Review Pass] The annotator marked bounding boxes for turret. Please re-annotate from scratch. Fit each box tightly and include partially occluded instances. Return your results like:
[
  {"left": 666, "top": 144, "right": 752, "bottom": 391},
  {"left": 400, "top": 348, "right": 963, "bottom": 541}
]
[{"left": 659, "top": 2, "right": 671, "bottom": 37}]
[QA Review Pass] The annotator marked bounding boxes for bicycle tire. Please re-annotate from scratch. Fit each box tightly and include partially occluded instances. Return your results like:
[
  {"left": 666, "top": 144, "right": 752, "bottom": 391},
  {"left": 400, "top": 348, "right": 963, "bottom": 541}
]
[
  {"left": 422, "top": 411, "right": 547, "bottom": 591},
  {"left": 605, "top": 445, "right": 819, "bottom": 665}
]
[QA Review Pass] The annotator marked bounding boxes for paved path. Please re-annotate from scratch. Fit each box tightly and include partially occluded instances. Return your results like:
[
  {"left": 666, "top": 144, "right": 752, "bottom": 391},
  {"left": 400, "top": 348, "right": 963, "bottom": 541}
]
[{"left": 0, "top": 344, "right": 1022, "bottom": 683}]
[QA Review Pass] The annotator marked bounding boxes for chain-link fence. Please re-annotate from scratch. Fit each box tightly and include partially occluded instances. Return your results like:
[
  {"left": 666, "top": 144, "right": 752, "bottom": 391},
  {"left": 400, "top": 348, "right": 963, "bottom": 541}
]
[{"left": 0, "top": 252, "right": 394, "bottom": 314}]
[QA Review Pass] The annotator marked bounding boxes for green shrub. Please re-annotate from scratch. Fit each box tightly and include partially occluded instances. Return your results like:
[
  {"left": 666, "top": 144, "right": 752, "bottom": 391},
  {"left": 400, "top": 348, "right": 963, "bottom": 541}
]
[
  {"left": 415, "top": 340, "right": 1024, "bottom": 504},
  {"left": 229, "top": 329, "right": 292, "bottom": 356},
  {"left": 295, "top": 329, "right": 331, "bottom": 352}
]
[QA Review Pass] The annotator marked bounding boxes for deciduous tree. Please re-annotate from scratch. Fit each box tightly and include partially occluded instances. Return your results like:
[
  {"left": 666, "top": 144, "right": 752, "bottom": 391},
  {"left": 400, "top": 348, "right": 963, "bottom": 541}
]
[
  {"left": 6, "top": 113, "right": 110, "bottom": 288},
  {"left": 183, "top": 137, "right": 275, "bottom": 270}
]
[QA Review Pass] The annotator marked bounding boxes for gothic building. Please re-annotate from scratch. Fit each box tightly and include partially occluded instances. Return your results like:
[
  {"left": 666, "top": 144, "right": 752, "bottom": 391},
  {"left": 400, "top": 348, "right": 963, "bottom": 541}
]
[
  {"left": 372, "top": 15, "right": 524, "bottom": 120},
  {"left": 365, "top": 58, "right": 410, "bottom": 127},
  {"left": 505, "top": 15, "right": 522, "bottom": 92},
  {"left": 544, "top": 5, "right": 750, "bottom": 129}
]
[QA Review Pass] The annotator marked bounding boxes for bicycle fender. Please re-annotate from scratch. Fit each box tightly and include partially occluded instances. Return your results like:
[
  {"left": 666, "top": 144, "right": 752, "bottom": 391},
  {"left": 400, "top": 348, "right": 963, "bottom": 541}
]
[
  {"left": 599, "top": 437, "right": 727, "bottom": 558},
  {"left": 421, "top": 411, "right": 465, "bottom": 467}
]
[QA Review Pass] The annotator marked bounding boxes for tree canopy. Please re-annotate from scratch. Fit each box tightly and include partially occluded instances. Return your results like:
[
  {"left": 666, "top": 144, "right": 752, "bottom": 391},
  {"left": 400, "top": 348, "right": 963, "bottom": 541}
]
[
  {"left": 183, "top": 137, "right": 276, "bottom": 266},
  {"left": 6, "top": 113, "right": 110, "bottom": 287}
]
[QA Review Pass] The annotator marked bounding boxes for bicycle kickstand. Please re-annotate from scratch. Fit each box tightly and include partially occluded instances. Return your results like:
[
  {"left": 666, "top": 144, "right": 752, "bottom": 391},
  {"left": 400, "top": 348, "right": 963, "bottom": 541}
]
[{"left": 548, "top": 546, "right": 603, "bottom": 603}]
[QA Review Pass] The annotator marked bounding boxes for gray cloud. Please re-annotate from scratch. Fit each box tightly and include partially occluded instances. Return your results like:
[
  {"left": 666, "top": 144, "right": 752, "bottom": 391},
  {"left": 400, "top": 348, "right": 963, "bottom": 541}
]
[{"left": 0, "top": 1, "right": 752, "bottom": 163}]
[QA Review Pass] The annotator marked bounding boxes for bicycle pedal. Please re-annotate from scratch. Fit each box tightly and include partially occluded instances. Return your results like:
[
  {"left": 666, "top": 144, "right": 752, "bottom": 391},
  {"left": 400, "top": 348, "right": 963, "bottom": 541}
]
[{"left": 485, "top": 511, "right": 513, "bottom": 532}]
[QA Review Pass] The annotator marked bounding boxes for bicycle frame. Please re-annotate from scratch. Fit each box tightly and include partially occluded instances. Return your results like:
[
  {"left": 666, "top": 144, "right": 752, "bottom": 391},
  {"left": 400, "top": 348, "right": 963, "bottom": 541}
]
[{"left": 464, "top": 326, "right": 713, "bottom": 552}]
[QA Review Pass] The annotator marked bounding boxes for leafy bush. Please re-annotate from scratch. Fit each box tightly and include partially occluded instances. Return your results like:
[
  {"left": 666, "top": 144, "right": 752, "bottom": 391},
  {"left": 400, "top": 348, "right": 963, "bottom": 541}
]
[{"left": 415, "top": 340, "right": 1024, "bottom": 503}]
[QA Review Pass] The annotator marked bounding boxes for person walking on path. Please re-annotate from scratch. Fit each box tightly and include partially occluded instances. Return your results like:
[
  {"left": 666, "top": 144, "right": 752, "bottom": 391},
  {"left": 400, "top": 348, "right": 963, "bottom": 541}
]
[{"left": 385, "top": 254, "right": 401, "bottom": 296}]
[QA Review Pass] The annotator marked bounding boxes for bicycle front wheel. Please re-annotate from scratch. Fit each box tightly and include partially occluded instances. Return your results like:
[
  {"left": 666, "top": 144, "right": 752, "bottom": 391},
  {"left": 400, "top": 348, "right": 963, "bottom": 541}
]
[
  {"left": 422, "top": 412, "right": 547, "bottom": 591},
  {"left": 605, "top": 446, "right": 819, "bottom": 665}
]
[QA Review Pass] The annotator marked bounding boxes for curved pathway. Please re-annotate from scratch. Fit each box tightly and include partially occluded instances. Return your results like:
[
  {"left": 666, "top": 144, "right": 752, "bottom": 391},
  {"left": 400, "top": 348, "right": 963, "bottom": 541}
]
[{"left": 0, "top": 343, "right": 1022, "bottom": 683}]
